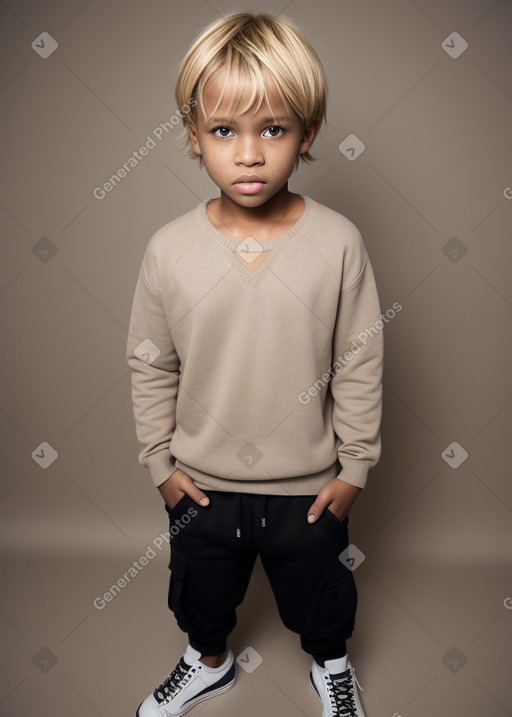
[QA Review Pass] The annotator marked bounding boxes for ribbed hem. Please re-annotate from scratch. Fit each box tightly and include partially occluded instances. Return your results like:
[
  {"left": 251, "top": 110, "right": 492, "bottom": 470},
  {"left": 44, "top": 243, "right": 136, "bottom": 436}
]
[
  {"left": 145, "top": 450, "right": 178, "bottom": 488},
  {"left": 175, "top": 459, "right": 340, "bottom": 496},
  {"left": 335, "top": 458, "right": 372, "bottom": 489},
  {"left": 145, "top": 454, "right": 371, "bottom": 491}
]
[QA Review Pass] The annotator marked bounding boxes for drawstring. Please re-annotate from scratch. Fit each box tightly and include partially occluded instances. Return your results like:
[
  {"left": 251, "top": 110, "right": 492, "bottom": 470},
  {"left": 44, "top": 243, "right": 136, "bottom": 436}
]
[
  {"left": 236, "top": 494, "right": 242, "bottom": 538},
  {"left": 261, "top": 495, "right": 267, "bottom": 528},
  {"left": 235, "top": 494, "right": 268, "bottom": 538}
]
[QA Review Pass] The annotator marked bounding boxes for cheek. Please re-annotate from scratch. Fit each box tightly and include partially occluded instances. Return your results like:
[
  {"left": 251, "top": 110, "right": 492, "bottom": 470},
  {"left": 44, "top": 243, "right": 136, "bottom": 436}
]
[
  {"left": 205, "top": 146, "right": 227, "bottom": 168},
  {"left": 272, "top": 137, "right": 301, "bottom": 161},
  {"left": 275, "top": 146, "right": 300, "bottom": 171}
]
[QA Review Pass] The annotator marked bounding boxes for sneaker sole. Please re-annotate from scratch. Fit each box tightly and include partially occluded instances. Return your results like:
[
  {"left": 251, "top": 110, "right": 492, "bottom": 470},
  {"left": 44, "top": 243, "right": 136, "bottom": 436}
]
[
  {"left": 309, "top": 670, "right": 321, "bottom": 701},
  {"left": 135, "top": 674, "right": 236, "bottom": 717}
]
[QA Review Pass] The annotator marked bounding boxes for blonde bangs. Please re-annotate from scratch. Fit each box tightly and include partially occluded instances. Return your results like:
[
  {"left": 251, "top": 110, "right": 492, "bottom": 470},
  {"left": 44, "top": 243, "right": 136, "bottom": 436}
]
[{"left": 195, "top": 48, "right": 293, "bottom": 125}]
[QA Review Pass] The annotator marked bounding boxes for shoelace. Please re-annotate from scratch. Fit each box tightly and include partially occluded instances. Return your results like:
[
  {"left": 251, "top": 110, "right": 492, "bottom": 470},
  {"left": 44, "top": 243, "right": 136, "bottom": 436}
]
[
  {"left": 329, "top": 667, "right": 363, "bottom": 716},
  {"left": 153, "top": 659, "right": 198, "bottom": 704}
]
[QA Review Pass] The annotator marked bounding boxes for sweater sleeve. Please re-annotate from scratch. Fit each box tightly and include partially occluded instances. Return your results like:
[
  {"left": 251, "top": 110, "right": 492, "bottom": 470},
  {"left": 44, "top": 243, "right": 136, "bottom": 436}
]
[
  {"left": 330, "top": 240, "right": 383, "bottom": 490},
  {"left": 126, "top": 250, "right": 180, "bottom": 488}
]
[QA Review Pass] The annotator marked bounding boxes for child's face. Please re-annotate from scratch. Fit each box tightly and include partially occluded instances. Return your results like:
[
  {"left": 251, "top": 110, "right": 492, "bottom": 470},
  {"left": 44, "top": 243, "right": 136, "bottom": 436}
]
[{"left": 188, "top": 67, "right": 316, "bottom": 208}]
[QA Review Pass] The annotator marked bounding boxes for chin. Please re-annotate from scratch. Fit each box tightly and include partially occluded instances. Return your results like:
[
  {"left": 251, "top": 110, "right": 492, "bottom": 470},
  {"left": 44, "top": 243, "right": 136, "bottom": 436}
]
[{"left": 227, "top": 191, "right": 269, "bottom": 204}]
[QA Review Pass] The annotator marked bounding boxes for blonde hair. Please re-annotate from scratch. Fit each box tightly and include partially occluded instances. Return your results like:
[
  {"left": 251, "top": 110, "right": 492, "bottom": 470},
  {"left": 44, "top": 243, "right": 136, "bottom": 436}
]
[{"left": 174, "top": 12, "right": 327, "bottom": 169}]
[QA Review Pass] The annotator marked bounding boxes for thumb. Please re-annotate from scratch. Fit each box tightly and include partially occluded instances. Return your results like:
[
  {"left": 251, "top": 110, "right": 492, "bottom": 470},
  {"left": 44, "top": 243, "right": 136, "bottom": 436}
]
[
  {"left": 306, "top": 497, "right": 328, "bottom": 523},
  {"left": 183, "top": 475, "right": 210, "bottom": 507}
]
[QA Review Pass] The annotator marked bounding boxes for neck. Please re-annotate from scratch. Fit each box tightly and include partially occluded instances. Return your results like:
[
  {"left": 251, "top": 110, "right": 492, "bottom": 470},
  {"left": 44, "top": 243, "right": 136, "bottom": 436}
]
[{"left": 216, "top": 184, "right": 300, "bottom": 229}]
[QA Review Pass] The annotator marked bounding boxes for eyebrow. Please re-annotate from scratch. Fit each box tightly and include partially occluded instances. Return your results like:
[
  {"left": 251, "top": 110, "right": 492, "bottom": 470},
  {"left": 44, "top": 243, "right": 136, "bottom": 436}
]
[{"left": 205, "top": 116, "right": 291, "bottom": 125}]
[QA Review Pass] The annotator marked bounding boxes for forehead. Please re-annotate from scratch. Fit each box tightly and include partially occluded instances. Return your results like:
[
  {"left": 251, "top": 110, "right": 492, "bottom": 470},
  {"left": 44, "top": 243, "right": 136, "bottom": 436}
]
[{"left": 200, "top": 66, "right": 291, "bottom": 120}]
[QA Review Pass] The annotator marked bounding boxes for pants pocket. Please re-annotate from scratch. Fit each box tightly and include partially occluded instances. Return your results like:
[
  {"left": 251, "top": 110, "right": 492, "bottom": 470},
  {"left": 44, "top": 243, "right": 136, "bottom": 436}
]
[
  {"left": 168, "top": 548, "right": 204, "bottom": 632},
  {"left": 325, "top": 507, "right": 349, "bottom": 526},
  {"left": 315, "top": 556, "right": 358, "bottom": 641},
  {"left": 165, "top": 492, "right": 193, "bottom": 516}
]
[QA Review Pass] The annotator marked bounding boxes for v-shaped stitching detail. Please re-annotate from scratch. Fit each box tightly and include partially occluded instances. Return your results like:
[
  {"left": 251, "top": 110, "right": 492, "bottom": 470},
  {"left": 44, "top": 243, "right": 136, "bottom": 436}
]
[
  {"left": 227, "top": 243, "right": 287, "bottom": 286},
  {"left": 232, "top": 246, "right": 273, "bottom": 273},
  {"left": 197, "top": 194, "right": 314, "bottom": 287}
]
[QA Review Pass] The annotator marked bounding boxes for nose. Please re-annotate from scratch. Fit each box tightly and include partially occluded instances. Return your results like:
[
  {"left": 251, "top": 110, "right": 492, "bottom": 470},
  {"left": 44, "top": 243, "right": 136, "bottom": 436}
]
[{"left": 235, "top": 134, "right": 264, "bottom": 166}]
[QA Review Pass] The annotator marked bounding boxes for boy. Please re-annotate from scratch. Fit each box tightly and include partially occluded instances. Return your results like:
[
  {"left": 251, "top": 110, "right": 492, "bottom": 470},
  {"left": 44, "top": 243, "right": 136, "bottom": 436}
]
[{"left": 126, "top": 12, "right": 383, "bottom": 717}]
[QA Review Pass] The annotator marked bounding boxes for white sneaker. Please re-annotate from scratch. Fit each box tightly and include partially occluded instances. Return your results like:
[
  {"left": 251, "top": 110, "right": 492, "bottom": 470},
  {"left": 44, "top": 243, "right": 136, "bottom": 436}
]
[
  {"left": 310, "top": 657, "right": 366, "bottom": 716},
  {"left": 136, "top": 645, "right": 235, "bottom": 717}
]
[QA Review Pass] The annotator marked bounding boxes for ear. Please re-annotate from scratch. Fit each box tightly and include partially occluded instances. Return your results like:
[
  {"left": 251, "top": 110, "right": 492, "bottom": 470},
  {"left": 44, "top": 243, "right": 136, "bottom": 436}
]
[
  {"left": 187, "top": 123, "right": 202, "bottom": 156},
  {"left": 298, "top": 121, "right": 319, "bottom": 155}
]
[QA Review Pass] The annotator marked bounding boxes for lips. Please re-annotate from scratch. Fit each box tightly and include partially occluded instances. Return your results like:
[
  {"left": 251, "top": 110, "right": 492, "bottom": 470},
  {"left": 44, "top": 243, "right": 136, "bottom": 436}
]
[
  {"left": 234, "top": 175, "right": 266, "bottom": 183},
  {"left": 233, "top": 176, "right": 266, "bottom": 195}
]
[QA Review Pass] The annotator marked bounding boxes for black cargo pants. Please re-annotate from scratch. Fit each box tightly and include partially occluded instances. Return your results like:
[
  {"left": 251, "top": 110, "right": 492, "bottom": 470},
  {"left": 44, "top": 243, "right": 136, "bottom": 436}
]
[{"left": 165, "top": 490, "right": 357, "bottom": 665}]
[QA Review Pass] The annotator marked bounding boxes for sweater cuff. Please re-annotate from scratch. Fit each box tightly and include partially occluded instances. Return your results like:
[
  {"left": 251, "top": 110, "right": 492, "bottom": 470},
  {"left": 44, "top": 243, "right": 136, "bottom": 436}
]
[
  {"left": 145, "top": 451, "right": 178, "bottom": 488},
  {"left": 336, "top": 458, "right": 372, "bottom": 489}
]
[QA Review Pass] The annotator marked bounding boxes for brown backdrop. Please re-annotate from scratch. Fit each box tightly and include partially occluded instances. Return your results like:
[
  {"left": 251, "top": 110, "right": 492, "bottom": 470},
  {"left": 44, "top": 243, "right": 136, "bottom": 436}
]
[{"left": 1, "top": 1, "right": 511, "bottom": 715}]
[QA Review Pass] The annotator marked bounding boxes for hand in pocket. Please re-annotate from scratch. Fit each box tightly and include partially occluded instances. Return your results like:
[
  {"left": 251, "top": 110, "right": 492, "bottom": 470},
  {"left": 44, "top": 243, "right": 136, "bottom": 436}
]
[{"left": 158, "top": 468, "right": 210, "bottom": 510}]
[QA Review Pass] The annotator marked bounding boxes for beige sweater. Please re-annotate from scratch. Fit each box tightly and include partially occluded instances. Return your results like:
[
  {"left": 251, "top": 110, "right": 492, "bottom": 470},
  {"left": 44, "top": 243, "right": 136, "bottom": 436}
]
[{"left": 126, "top": 195, "right": 383, "bottom": 494}]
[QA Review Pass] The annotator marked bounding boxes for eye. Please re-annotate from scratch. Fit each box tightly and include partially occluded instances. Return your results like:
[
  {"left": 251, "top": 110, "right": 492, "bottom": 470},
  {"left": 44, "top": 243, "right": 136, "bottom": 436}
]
[
  {"left": 212, "top": 126, "right": 234, "bottom": 138},
  {"left": 263, "top": 125, "right": 285, "bottom": 137}
]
